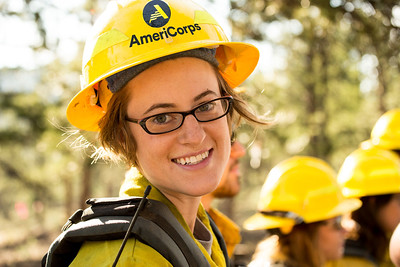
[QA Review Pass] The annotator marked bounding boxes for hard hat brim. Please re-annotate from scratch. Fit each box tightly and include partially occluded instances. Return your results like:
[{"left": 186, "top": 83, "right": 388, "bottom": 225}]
[
  {"left": 303, "top": 198, "right": 362, "bottom": 223},
  {"left": 244, "top": 198, "right": 361, "bottom": 231},
  {"left": 243, "top": 213, "right": 296, "bottom": 231},
  {"left": 360, "top": 138, "right": 400, "bottom": 150}
]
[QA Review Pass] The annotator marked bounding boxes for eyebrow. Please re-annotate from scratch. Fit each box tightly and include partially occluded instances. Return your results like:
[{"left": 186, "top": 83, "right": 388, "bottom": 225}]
[{"left": 143, "top": 89, "right": 218, "bottom": 115}]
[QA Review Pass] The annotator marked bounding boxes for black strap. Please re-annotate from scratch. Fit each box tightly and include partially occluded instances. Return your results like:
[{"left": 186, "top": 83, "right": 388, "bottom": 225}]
[
  {"left": 113, "top": 185, "right": 151, "bottom": 267},
  {"left": 344, "top": 239, "right": 378, "bottom": 266},
  {"left": 208, "top": 212, "right": 230, "bottom": 266},
  {"left": 42, "top": 198, "right": 213, "bottom": 267},
  {"left": 260, "top": 210, "right": 304, "bottom": 224}
]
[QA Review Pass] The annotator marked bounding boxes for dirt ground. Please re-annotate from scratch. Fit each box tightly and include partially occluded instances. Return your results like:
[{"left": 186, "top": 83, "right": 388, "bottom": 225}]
[{"left": 0, "top": 221, "right": 59, "bottom": 267}]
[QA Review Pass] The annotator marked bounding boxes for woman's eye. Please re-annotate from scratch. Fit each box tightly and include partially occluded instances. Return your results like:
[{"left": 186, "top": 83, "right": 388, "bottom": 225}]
[
  {"left": 151, "top": 114, "right": 170, "bottom": 124},
  {"left": 198, "top": 102, "right": 215, "bottom": 112}
]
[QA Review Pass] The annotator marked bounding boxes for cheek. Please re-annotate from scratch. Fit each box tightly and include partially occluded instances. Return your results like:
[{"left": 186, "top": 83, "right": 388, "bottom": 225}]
[
  {"left": 217, "top": 120, "right": 231, "bottom": 152},
  {"left": 378, "top": 200, "right": 400, "bottom": 233},
  {"left": 317, "top": 228, "right": 345, "bottom": 260},
  {"left": 129, "top": 125, "right": 164, "bottom": 167}
]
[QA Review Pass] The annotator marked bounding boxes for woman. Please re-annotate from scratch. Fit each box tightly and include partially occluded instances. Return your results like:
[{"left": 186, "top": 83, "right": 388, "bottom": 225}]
[
  {"left": 331, "top": 147, "right": 400, "bottom": 267},
  {"left": 44, "top": 0, "right": 266, "bottom": 266},
  {"left": 243, "top": 156, "right": 361, "bottom": 267}
]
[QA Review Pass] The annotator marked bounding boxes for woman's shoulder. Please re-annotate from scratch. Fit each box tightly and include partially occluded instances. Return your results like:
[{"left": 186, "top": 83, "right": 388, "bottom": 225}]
[{"left": 70, "top": 238, "right": 172, "bottom": 267}]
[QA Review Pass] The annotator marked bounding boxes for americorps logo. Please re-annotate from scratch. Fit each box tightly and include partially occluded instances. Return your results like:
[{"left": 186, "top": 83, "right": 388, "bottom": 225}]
[
  {"left": 143, "top": 0, "right": 171, "bottom": 28},
  {"left": 130, "top": 0, "right": 201, "bottom": 47}
]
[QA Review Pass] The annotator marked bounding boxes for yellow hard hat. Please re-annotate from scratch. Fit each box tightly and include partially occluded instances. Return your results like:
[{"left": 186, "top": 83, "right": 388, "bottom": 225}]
[
  {"left": 337, "top": 147, "right": 400, "bottom": 198},
  {"left": 244, "top": 156, "right": 361, "bottom": 231},
  {"left": 66, "top": 0, "right": 259, "bottom": 131},
  {"left": 361, "top": 109, "right": 400, "bottom": 150}
]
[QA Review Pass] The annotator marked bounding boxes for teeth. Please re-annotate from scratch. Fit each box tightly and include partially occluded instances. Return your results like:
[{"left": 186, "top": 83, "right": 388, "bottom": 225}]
[{"left": 174, "top": 151, "right": 209, "bottom": 165}]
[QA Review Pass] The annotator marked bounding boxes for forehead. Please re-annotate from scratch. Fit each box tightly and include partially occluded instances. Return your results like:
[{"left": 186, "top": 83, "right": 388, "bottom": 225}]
[{"left": 125, "top": 57, "right": 220, "bottom": 113}]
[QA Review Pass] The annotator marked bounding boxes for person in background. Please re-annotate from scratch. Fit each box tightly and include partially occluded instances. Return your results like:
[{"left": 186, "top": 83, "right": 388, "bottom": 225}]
[
  {"left": 390, "top": 223, "right": 400, "bottom": 267},
  {"left": 243, "top": 156, "right": 361, "bottom": 267},
  {"left": 201, "top": 140, "right": 246, "bottom": 258},
  {"left": 331, "top": 147, "right": 400, "bottom": 267},
  {"left": 43, "top": 0, "right": 268, "bottom": 265}
]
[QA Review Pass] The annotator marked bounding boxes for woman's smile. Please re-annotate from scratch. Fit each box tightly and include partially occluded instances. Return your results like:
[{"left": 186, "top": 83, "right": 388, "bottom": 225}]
[{"left": 172, "top": 149, "right": 211, "bottom": 166}]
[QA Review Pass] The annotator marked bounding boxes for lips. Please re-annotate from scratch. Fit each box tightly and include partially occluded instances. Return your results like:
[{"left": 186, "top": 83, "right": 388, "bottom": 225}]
[{"left": 173, "top": 150, "right": 210, "bottom": 165}]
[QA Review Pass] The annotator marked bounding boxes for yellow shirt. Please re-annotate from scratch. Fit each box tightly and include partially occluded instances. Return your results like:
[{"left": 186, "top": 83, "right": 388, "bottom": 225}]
[
  {"left": 70, "top": 170, "right": 227, "bottom": 266},
  {"left": 326, "top": 249, "right": 394, "bottom": 267}
]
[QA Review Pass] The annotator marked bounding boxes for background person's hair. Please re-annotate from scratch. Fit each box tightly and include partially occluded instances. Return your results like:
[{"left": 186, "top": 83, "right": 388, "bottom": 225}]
[
  {"left": 252, "top": 222, "right": 324, "bottom": 267},
  {"left": 351, "top": 194, "right": 394, "bottom": 263},
  {"left": 277, "top": 222, "right": 323, "bottom": 267}
]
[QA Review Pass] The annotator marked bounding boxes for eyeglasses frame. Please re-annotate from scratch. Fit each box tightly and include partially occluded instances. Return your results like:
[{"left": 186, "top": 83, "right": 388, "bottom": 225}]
[{"left": 125, "top": 96, "right": 234, "bottom": 135}]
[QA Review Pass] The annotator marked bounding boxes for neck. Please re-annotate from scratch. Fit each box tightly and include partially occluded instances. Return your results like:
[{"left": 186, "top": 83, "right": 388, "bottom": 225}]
[
  {"left": 166, "top": 194, "right": 202, "bottom": 232},
  {"left": 201, "top": 194, "right": 214, "bottom": 212}
]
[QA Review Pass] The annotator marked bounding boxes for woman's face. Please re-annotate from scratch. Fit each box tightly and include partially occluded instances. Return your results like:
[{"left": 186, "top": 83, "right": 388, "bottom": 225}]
[
  {"left": 125, "top": 57, "right": 231, "bottom": 202},
  {"left": 316, "top": 217, "right": 347, "bottom": 263},
  {"left": 377, "top": 193, "right": 400, "bottom": 233}
]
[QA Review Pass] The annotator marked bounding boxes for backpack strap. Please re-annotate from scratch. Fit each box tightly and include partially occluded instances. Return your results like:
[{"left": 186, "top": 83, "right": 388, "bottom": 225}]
[{"left": 42, "top": 197, "right": 212, "bottom": 267}]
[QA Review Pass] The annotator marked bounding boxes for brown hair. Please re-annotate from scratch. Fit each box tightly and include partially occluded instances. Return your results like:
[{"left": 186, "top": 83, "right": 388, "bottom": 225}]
[
  {"left": 252, "top": 223, "right": 324, "bottom": 267},
  {"left": 278, "top": 223, "right": 323, "bottom": 267},
  {"left": 97, "top": 66, "right": 268, "bottom": 167},
  {"left": 350, "top": 194, "right": 394, "bottom": 263}
]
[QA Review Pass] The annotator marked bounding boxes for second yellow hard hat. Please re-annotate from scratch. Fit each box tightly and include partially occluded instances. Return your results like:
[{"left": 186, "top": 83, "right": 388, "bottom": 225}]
[
  {"left": 338, "top": 147, "right": 400, "bottom": 198},
  {"left": 244, "top": 156, "right": 361, "bottom": 231}
]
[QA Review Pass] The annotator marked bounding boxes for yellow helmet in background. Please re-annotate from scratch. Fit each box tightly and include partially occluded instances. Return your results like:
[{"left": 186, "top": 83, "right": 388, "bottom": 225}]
[
  {"left": 66, "top": 0, "right": 259, "bottom": 131},
  {"left": 244, "top": 156, "right": 361, "bottom": 232},
  {"left": 337, "top": 148, "right": 400, "bottom": 198},
  {"left": 361, "top": 109, "right": 400, "bottom": 150}
]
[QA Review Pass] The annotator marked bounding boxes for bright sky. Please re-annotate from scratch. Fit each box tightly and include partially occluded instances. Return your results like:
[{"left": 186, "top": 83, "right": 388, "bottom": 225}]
[
  {"left": 0, "top": 0, "right": 279, "bottom": 75},
  {"left": 3, "top": 0, "right": 384, "bottom": 87},
  {"left": 1, "top": 0, "right": 92, "bottom": 70}
]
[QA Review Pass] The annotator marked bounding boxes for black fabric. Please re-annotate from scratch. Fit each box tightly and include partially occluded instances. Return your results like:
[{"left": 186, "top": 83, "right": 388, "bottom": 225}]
[
  {"left": 344, "top": 239, "right": 378, "bottom": 266},
  {"left": 106, "top": 48, "right": 218, "bottom": 93},
  {"left": 42, "top": 197, "right": 228, "bottom": 267}
]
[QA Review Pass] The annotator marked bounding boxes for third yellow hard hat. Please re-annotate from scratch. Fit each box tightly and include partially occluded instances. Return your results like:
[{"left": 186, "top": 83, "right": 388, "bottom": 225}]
[
  {"left": 361, "top": 109, "right": 400, "bottom": 150},
  {"left": 244, "top": 156, "right": 361, "bottom": 231},
  {"left": 66, "top": 0, "right": 259, "bottom": 131},
  {"left": 337, "top": 147, "right": 400, "bottom": 198}
]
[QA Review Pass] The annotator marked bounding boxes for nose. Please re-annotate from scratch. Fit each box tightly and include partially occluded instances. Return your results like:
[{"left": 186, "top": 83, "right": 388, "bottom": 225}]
[
  {"left": 231, "top": 141, "right": 246, "bottom": 159},
  {"left": 177, "top": 114, "right": 206, "bottom": 145}
]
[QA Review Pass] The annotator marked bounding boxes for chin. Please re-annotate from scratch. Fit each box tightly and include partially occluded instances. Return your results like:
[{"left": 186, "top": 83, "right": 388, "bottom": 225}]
[{"left": 192, "top": 181, "right": 220, "bottom": 197}]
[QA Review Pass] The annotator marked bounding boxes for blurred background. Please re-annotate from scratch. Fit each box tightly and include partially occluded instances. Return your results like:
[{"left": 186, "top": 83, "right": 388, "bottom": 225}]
[{"left": 1, "top": 0, "right": 399, "bottom": 265}]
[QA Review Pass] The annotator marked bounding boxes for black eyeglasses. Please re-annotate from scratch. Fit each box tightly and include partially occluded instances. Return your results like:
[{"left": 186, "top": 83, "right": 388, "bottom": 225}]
[
  {"left": 126, "top": 96, "right": 233, "bottom": 135},
  {"left": 322, "top": 216, "right": 343, "bottom": 230}
]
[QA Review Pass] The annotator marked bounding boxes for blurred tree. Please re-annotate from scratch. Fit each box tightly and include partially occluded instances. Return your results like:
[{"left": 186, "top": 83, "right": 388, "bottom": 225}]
[
  {"left": 225, "top": 2, "right": 400, "bottom": 263},
  {"left": 225, "top": 0, "right": 400, "bottom": 228},
  {"left": 0, "top": 3, "right": 120, "bottom": 264},
  {"left": 228, "top": 0, "right": 400, "bottom": 164}
]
